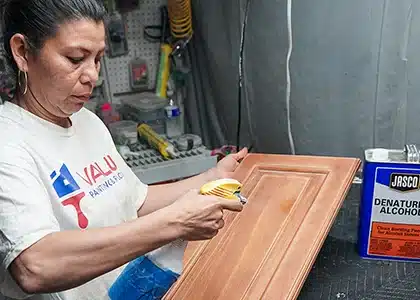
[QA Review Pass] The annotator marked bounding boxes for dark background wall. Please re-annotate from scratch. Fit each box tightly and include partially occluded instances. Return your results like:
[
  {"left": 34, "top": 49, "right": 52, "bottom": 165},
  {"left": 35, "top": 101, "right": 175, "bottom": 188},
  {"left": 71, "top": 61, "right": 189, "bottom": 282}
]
[{"left": 186, "top": 0, "right": 419, "bottom": 159}]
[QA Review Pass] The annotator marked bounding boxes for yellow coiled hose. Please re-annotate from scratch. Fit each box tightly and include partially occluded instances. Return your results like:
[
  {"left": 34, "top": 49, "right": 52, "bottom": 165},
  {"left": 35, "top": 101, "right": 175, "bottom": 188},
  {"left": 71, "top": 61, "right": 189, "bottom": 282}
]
[{"left": 167, "top": 0, "right": 193, "bottom": 39}]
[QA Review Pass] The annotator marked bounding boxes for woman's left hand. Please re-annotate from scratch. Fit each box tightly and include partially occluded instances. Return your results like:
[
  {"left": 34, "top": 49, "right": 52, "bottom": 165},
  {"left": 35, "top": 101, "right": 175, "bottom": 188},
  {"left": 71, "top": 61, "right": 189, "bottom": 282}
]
[{"left": 214, "top": 147, "right": 248, "bottom": 179}]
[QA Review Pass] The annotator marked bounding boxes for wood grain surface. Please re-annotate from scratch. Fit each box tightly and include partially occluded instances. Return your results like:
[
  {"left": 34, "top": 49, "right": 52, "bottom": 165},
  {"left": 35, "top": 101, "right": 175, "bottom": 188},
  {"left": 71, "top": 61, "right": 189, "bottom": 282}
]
[{"left": 164, "top": 153, "right": 361, "bottom": 300}]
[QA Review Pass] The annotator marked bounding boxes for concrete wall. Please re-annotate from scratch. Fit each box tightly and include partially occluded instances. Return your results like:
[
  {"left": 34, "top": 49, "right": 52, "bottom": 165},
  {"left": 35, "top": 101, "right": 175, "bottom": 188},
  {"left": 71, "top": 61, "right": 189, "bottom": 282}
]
[{"left": 188, "top": 0, "right": 420, "bottom": 158}]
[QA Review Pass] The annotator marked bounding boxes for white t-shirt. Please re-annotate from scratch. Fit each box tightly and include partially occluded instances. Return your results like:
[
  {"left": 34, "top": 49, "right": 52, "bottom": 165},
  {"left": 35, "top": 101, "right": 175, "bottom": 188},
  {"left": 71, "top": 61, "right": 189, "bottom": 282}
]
[{"left": 0, "top": 102, "right": 148, "bottom": 300}]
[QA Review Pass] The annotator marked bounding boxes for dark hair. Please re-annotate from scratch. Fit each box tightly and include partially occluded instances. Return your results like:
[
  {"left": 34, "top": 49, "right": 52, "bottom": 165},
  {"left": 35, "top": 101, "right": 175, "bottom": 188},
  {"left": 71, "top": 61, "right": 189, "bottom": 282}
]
[{"left": 1, "top": 0, "right": 107, "bottom": 75}]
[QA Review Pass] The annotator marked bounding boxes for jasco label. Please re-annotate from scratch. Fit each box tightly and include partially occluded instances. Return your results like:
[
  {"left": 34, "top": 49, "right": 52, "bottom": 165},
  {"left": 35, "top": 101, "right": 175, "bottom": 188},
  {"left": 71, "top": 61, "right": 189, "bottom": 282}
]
[
  {"left": 367, "top": 168, "right": 420, "bottom": 259},
  {"left": 389, "top": 173, "right": 420, "bottom": 192}
]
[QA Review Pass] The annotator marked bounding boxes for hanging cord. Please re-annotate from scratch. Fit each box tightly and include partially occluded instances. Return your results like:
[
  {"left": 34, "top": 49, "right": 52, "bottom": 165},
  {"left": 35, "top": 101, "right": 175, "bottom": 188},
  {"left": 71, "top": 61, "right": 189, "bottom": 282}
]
[
  {"left": 285, "top": 0, "right": 296, "bottom": 154},
  {"left": 236, "top": 0, "right": 251, "bottom": 152}
]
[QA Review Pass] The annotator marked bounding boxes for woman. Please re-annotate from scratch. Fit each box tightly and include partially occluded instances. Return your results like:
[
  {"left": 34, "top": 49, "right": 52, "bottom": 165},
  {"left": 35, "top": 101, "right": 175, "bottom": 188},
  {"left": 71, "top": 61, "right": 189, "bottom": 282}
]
[{"left": 0, "top": 0, "right": 247, "bottom": 299}]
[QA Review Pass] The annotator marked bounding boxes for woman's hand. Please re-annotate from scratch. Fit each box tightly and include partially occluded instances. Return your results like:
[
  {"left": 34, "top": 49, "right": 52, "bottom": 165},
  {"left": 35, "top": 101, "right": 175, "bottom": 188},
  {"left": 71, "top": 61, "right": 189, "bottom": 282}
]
[
  {"left": 140, "top": 148, "right": 249, "bottom": 217},
  {"left": 214, "top": 147, "right": 248, "bottom": 178},
  {"left": 168, "top": 189, "right": 243, "bottom": 241}
]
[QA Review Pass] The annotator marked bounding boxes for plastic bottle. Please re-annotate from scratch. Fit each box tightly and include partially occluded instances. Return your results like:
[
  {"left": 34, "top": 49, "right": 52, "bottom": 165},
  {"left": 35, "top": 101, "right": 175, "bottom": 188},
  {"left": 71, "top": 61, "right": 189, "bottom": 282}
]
[
  {"left": 100, "top": 102, "right": 120, "bottom": 126},
  {"left": 164, "top": 99, "right": 182, "bottom": 138}
]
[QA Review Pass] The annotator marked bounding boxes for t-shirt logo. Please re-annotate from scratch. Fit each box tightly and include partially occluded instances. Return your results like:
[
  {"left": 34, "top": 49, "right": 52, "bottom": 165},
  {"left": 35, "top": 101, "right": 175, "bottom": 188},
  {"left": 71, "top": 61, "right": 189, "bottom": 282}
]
[
  {"left": 50, "top": 155, "right": 124, "bottom": 229},
  {"left": 50, "top": 164, "right": 88, "bottom": 229}
]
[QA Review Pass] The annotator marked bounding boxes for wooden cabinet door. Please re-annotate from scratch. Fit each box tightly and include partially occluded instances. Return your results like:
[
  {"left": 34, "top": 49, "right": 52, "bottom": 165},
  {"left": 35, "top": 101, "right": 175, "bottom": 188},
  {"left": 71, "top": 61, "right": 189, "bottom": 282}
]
[{"left": 164, "top": 153, "right": 361, "bottom": 300}]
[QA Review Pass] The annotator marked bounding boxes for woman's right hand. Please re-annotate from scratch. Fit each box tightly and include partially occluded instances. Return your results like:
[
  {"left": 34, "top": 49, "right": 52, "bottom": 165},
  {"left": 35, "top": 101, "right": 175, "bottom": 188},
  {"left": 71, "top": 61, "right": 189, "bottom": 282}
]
[{"left": 168, "top": 189, "right": 244, "bottom": 241}]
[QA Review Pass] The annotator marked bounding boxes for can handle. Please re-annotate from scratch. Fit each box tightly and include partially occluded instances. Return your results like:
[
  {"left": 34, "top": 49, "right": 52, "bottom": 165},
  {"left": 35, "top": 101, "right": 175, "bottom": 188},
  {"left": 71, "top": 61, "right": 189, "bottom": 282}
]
[{"left": 405, "top": 144, "right": 420, "bottom": 163}]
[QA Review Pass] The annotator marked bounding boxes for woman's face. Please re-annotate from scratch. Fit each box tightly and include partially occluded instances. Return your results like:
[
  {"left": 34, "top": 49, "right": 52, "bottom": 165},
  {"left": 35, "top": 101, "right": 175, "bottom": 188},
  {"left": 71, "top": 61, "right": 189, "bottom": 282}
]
[{"left": 14, "top": 19, "right": 106, "bottom": 118}]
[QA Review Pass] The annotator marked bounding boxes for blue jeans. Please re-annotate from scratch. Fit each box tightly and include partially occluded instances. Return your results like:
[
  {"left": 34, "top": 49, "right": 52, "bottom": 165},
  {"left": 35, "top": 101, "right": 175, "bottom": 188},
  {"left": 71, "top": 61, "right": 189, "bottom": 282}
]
[{"left": 108, "top": 256, "right": 180, "bottom": 300}]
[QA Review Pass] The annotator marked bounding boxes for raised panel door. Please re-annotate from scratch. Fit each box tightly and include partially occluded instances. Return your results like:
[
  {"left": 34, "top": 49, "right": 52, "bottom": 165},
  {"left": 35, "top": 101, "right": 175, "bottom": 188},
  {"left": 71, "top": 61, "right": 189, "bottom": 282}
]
[{"left": 165, "top": 154, "right": 361, "bottom": 300}]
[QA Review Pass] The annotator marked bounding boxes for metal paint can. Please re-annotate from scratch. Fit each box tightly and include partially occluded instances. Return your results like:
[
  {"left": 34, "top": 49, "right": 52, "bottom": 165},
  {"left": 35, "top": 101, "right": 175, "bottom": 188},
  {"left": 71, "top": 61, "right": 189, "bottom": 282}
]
[{"left": 359, "top": 144, "right": 420, "bottom": 262}]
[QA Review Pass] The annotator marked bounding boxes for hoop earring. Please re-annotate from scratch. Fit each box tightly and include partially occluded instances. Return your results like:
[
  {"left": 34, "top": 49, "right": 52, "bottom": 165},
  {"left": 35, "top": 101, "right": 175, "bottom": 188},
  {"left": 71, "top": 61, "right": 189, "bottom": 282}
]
[{"left": 18, "top": 70, "right": 28, "bottom": 95}]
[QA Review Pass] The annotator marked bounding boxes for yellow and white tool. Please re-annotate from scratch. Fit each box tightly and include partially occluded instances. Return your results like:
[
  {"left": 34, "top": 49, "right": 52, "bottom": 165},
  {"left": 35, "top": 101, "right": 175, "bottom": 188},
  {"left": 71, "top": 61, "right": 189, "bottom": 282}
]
[
  {"left": 137, "top": 123, "right": 176, "bottom": 159},
  {"left": 200, "top": 178, "right": 247, "bottom": 204}
]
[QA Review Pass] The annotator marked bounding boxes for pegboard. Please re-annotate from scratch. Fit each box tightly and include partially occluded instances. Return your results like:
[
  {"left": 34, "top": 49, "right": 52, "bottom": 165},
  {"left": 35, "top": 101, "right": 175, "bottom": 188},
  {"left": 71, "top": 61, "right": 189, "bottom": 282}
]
[{"left": 104, "top": 0, "right": 166, "bottom": 97}]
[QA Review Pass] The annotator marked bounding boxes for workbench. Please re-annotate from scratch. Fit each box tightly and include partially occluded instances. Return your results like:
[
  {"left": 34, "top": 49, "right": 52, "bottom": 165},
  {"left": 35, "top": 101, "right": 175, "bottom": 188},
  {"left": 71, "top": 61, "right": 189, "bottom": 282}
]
[{"left": 124, "top": 146, "right": 420, "bottom": 299}]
